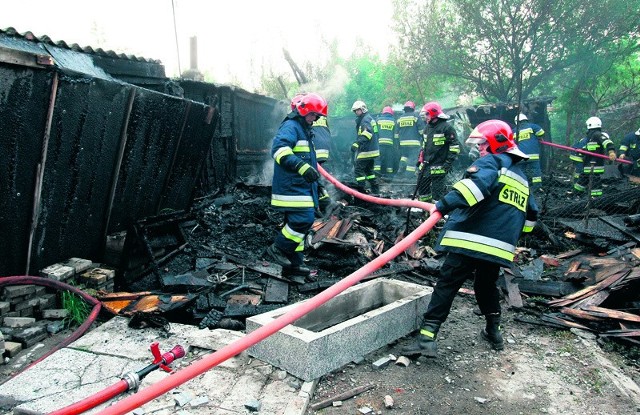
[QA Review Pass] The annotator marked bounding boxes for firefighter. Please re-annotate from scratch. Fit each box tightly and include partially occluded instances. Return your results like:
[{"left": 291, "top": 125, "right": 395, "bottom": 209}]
[
  {"left": 513, "top": 113, "right": 545, "bottom": 191},
  {"left": 375, "top": 106, "right": 397, "bottom": 181},
  {"left": 312, "top": 114, "right": 334, "bottom": 214},
  {"left": 619, "top": 127, "right": 640, "bottom": 177},
  {"left": 402, "top": 120, "right": 538, "bottom": 357},
  {"left": 570, "top": 116, "right": 616, "bottom": 197},
  {"left": 416, "top": 101, "right": 460, "bottom": 202},
  {"left": 351, "top": 100, "right": 380, "bottom": 194},
  {"left": 395, "top": 101, "right": 422, "bottom": 180},
  {"left": 264, "top": 93, "right": 328, "bottom": 278}
]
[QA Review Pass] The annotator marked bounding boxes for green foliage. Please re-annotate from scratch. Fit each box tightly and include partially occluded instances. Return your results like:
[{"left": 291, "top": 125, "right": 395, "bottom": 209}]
[
  {"left": 394, "top": 0, "right": 640, "bottom": 104},
  {"left": 61, "top": 291, "right": 91, "bottom": 328}
]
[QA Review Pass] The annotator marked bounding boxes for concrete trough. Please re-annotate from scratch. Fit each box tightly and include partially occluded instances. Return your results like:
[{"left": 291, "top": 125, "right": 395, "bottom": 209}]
[{"left": 246, "top": 278, "right": 432, "bottom": 381}]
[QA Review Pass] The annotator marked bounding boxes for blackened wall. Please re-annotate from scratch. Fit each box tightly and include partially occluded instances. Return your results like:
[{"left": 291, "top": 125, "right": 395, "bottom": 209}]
[{"left": 0, "top": 64, "right": 218, "bottom": 275}]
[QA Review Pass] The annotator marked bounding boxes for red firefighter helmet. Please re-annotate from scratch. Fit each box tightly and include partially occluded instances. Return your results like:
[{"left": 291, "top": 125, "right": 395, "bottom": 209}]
[
  {"left": 466, "top": 120, "right": 528, "bottom": 159},
  {"left": 296, "top": 93, "right": 328, "bottom": 117},
  {"left": 290, "top": 93, "right": 306, "bottom": 110},
  {"left": 404, "top": 101, "right": 416, "bottom": 110},
  {"left": 422, "top": 101, "right": 449, "bottom": 120},
  {"left": 382, "top": 106, "right": 394, "bottom": 115}
]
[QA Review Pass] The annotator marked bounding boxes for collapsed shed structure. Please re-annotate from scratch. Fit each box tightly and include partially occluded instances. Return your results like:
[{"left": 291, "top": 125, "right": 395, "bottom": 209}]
[{"left": 0, "top": 27, "right": 286, "bottom": 277}]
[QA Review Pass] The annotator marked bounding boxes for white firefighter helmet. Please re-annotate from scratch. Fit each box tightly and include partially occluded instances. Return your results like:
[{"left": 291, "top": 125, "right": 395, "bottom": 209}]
[
  {"left": 351, "top": 100, "right": 368, "bottom": 113},
  {"left": 586, "top": 116, "right": 602, "bottom": 129},
  {"left": 515, "top": 113, "right": 528, "bottom": 123}
]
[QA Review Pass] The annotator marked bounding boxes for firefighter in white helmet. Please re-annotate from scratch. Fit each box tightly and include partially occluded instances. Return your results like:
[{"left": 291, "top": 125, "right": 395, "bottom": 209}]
[
  {"left": 569, "top": 116, "right": 615, "bottom": 197},
  {"left": 350, "top": 100, "right": 380, "bottom": 194},
  {"left": 513, "top": 113, "right": 545, "bottom": 191}
]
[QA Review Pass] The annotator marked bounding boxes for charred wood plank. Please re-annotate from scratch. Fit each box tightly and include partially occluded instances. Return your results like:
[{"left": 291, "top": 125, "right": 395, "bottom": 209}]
[
  {"left": 572, "top": 290, "right": 610, "bottom": 309},
  {"left": 581, "top": 306, "right": 640, "bottom": 323},
  {"left": 555, "top": 249, "right": 583, "bottom": 259},
  {"left": 559, "top": 307, "right": 605, "bottom": 322},
  {"left": 547, "top": 270, "right": 629, "bottom": 307},
  {"left": 297, "top": 278, "right": 341, "bottom": 294},
  {"left": 263, "top": 278, "right": 289, "bottom": 303},
  {"left": 223, "top": 303, "right": 282, "bottom": 318},
  {"left": 514, "top": 279, "right": 581, "bottom": 297},
  {"left": 503, "top": 274, "right": 523, "bottom": 309},
  {"left": 541, "top": 313, "right": 594, "bottom": 331}
]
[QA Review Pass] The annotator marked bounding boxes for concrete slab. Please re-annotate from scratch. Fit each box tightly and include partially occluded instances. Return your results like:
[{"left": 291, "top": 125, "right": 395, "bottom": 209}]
[
  {"left": 0, "top": 317, "right": 311, "bottom": 415},
  {"left": 246, "top": 278, "right": 432, "bottom": 381}
]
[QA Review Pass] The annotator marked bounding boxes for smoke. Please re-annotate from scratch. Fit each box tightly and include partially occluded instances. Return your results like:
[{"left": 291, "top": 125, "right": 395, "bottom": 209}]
[{"left": 297, "top": 65, "right": 350, "bottom": 104}]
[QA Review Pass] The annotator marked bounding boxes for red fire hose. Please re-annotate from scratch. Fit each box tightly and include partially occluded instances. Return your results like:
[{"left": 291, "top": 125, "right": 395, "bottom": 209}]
[
  {"left": 540, "top": 140, "right": 632, "bottom": 165},
  {"left": 86, "top": 166, "right": 440, "bottom": 415},
  {"left": 49, "top": 343, "right": 185, "bottom": 415}
]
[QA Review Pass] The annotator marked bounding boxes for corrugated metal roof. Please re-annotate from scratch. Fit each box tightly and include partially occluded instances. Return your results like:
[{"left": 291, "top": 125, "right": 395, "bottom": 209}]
[{"left": 1, "top": 26, "right": 161, "bottom": 63}]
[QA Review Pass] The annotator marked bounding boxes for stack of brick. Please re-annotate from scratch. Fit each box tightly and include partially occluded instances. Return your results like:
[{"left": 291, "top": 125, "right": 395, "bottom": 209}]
[
  {"left": 0, "top": 285, "right": 55, "bottom": 319},
  {"left": 40, "top": 257, "right": 115, "bottom": 293}
]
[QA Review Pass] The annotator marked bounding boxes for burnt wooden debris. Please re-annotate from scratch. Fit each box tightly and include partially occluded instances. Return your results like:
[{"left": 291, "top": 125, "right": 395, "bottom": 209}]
[{"left": 97, "top": 182, "right": 639, "bottom": 347}]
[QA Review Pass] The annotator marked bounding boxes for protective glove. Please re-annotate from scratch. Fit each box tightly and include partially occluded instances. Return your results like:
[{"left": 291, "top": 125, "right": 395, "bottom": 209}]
[
  {"left": 609, "top": 150, "right": 617, "bottom": 161},
  {"left": 297, "top": 162, "right": 320, "bottom": 183},
  {"left": 619, "top": 154, "right": 626, "bottom": 160},
  {"left": 468, "top": 145, "right": 480, "bottom": 161}
]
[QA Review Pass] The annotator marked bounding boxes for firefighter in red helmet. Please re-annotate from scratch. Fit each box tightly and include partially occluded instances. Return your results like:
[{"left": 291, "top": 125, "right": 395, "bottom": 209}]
[
  {"left": 264, "top": 93, "right": 328, "bottom": 280},
  {"left": 402, "top": 120, "right": 538, "bottom": 357},
  {"left": 416, "top": 101, "right": 460, "bottom": 202}
]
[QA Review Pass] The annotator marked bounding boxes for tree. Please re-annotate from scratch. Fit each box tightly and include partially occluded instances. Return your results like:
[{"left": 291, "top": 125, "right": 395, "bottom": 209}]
[{"left": 394, "top": 0, "right": 640, "bottom": 103}]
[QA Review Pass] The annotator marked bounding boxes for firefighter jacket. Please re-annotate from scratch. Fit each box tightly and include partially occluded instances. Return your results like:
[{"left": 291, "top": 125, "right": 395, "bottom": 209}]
[
  {"left": 569, "top": 129, "right": 614, "bottom": 175},
  {"left": 513, "top": 121, "right": 545, "bottom": 160},
  {"left": 376, "top": 113, "right": 396, "bottom": 147},
  {"left": 434, "top": 153, "right": 538, "bottom": 267},
  {"left": 271, "top": 113, "right": 318, "bottom": 210},
  {"left": 620, "top": 131, "right": 640, "bottom": 169},
  {"left": 395, "top": 110, "right": 422, "bottom": 149},
  {"left": 422, "top": 118, "right": 460, "bottom": 174},
  {"left": 352, "top": 113, "right": 380, "bottom": 160},
  {"left": 312, "top": 116, "right": 331, "bottom": 163}
]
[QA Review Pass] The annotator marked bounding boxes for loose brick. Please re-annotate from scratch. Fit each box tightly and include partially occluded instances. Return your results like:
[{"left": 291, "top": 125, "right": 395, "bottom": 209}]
[
  {"left": 40, "top": 264, "right": 74, "bottom": 281},
  {"left": 3, "top": 317, "right": 36, "bottom": 328},
  {"left": 3, "top": 341, "right": 22, "bottom": 357}
]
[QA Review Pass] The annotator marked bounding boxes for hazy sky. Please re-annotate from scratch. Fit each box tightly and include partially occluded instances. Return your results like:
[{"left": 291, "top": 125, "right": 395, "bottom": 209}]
[{"left": 1, "top": 0, "right": 397, "bottom": 90}]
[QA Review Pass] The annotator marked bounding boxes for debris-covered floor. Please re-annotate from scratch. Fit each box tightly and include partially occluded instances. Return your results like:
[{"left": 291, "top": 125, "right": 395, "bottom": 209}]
[{"left": 104, "top": 168, "right": 640, "bottom": 351}]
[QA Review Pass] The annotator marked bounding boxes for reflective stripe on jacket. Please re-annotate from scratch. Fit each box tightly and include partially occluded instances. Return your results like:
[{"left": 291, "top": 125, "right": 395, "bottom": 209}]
[
  {"left": 513, "top": 121, "right": 545, "bottom": 158},
  {"left": 271, "top": 115, "right": 318, "bottom": 210},
  {"left": 312, "top": 116, "right": 331, "bottom": 163},
  {"left": 353, "top": 113, "right": 380, "bottom": 159}
]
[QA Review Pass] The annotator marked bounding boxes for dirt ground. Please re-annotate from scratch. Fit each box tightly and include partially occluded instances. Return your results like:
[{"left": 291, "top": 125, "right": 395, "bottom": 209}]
[{"left": 308, "top": 293, "right": 640, "bottom": 414}]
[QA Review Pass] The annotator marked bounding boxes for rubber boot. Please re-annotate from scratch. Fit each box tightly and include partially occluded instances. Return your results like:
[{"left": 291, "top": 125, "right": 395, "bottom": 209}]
[
  {"left": 401, "top": 321, "right": 439, "bottom": 357},
  {"left": 264, "top": 244, "right": 292, "bottom": 268},
  {"left": 481, "top": 313, "right": 504, "bottom": 351},
  {"left": 369, "top": 179, "right": 380, "bottom": 195}
]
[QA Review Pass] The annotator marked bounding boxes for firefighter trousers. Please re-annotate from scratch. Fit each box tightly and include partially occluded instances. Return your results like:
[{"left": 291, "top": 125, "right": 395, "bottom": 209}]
[{"left": 423, "top": 252, "right": 501, "bottom": 324}]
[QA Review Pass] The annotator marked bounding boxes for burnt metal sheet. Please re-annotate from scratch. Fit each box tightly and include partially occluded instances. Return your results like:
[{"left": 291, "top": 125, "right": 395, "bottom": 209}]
[
  {"left": 0, "top": 66, "right": 52, "bottom": 274},
  {"left": 158, "top": 103, "right": 217, "bottom": 211},
  {"left": 29, "top": 76, "right": 129, "bottom": 272},
  {"left": 108, "top": 89, "right": 187, "bottom": 232}
]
